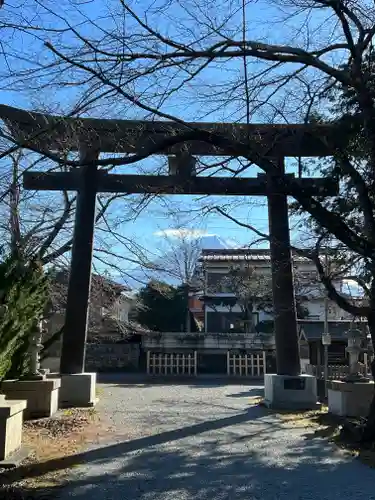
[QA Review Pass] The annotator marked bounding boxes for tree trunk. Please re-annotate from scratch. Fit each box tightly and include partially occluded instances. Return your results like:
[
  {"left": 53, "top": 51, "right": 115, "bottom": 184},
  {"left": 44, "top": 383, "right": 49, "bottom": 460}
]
[
  {"left": 361, "top": 300, "right": 375, "bottom": 442},
  {"left": 361, "top": 366, "right": 375, "bottom": 443}
]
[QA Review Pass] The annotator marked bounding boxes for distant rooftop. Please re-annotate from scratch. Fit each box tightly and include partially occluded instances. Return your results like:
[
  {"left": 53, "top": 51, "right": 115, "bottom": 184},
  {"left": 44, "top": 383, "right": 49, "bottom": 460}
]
[{"left": 200, "top": 248, "right": 308, "bottom": 262}]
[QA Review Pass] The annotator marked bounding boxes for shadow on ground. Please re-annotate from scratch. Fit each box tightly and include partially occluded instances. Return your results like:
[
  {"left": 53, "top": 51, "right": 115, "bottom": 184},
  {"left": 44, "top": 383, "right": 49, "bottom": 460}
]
[
  {"left": 4, "top": 402, "right": 374, "bottom": 500},
  {"left": 5, "top": 405, "right": 268, "bottom": 481},
  {"left": 56, "top": 441, "right": 350, "bottom": 500},
  {"left": 226, "top": 387, "right": 264, "bottom": 398}
]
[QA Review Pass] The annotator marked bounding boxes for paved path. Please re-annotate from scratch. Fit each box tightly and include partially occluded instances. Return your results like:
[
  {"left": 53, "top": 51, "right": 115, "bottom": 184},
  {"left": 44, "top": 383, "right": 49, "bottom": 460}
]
[{"left": 60, "top": 376, "right": 375, "bottom": 500}]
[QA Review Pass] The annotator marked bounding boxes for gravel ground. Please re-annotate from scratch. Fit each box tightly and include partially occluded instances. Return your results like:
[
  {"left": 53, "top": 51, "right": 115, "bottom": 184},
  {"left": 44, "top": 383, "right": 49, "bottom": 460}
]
[{"left": 58, "top": 375, "right": 375, "bottom": 500}]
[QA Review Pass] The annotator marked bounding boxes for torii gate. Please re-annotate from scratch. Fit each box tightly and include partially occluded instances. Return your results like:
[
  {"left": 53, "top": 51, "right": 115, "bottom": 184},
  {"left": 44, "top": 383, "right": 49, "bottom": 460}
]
[{"left": 0, "top": 105, "right": 339, "bottom": 406}]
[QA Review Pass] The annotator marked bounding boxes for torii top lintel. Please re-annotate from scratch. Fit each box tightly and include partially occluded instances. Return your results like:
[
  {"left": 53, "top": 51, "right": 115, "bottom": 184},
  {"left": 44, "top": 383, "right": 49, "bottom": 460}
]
[{"left": 0, "top": 104, "right": 342, "bottom": 158}]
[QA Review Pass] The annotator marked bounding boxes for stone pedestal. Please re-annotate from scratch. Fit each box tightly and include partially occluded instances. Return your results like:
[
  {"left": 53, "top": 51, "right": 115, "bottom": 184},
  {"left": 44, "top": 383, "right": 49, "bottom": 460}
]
[
  {"left": 58, "top": 373, "right": 97, "bottom": 408},
  {"left": 264, "top": 373, "right": 318, "bottom": 410},
  {"left": 1, "top": 378, "right": 61, "bottom": 419},
  {"left": 0, "top": 395, "right": 27, "bottom": 461},
  {"left": 328, "top": 380, "right": 375, "bottom": 417}
]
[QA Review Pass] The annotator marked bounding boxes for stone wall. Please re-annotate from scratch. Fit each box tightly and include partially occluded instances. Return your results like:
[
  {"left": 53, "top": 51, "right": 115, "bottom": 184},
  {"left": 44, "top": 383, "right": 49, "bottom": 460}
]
[
  {"left": 42, "top": 343, "right": 141, "bottom": 373},
  {"left": 143, "top": 332, "right": 275, "bottom": 351},
  {"left": 85, "top": 343, "right": 140, "bottom": 371}
]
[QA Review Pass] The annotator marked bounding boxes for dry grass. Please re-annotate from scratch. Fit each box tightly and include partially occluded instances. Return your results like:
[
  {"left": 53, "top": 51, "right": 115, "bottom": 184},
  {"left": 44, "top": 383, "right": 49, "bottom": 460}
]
[
  {"left": 248, "top": 396, "right": 264, "bottom": 406},
  {"left": 96, "top": 386, "right": 105, "bottom": 398},
  {"left": 330, "top": 421, "right": 375, "bottom": 467},
  {"left": 275, "top": 406, "right": 375, "bottom": 466},
  {"left": 277, "top": 406, "right": 329, "bottom": 428},
  {"left": 1, "top": 407, "right": 105, "bottom": 495},
  {"left": 22, "top": 407, "right": 98, "bottom": 462},
  {"left": 248, "top": 397, "right": 329, "bottom": 430},
  {"left": 274, "top": 404, "right": 347, "bottom": 445},
  {"left": 252, "top": 400, "right": 375, "bottom": 468}
]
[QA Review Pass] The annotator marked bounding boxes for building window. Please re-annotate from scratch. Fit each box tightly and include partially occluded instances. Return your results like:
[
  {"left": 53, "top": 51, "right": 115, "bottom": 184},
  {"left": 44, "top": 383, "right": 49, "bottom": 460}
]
[
  {"left": 206, "top": 311, "right": 259, "bottom": 333},
  {"left": 222, "top": 315, "right": 233, "bottom": 331}
]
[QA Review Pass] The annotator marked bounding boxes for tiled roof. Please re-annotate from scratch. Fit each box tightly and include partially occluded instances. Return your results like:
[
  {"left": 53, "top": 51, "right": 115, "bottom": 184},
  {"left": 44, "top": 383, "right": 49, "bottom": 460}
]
[{"left": 200, "top": 248, "right": 308, "bottom": 262}]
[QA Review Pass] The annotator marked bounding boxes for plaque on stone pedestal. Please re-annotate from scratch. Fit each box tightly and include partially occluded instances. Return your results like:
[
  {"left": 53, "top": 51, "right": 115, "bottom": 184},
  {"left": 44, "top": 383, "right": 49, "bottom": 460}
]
[
  {"left": 265, "top": 374, "right": 318, "bottom": 410},
  {"left": 284, "top": 378, "right": 306, "bottom": 390}
]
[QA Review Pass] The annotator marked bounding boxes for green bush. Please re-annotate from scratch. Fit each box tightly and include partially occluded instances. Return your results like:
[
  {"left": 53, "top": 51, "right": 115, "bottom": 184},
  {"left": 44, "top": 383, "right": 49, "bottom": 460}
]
[{"left": 0, "top": 254, "right": 49, "bottom": 382}]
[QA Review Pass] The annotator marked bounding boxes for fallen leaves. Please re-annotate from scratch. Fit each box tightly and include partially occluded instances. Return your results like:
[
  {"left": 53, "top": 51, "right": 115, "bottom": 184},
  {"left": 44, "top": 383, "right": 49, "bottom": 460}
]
[
  {"left": 278, "top": 408, "right": 326, "bottom": 428},
  {"left": 0, "top": 407, "right": 102, "bottom": 498},
  {"left": 24, "top": 408, "right": 96, "bottom": 441}
]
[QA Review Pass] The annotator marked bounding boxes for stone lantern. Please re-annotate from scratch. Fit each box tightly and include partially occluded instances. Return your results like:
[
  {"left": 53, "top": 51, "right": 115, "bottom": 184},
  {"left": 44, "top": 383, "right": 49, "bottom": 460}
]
[
  {"left": 367, "top": 332, "right": 374, "bottom": 357},
  {"left": 345, "top": 326, "right": 369, "bottom": 382},
  {"left": 22, "top": 319, "right": 47, "bottom": 380},
  {"left": 2, "top": 317, "right": 61, "bottom": 419},
  {"left": 366, "top": 331, "right": 374, "bottom": 377}
]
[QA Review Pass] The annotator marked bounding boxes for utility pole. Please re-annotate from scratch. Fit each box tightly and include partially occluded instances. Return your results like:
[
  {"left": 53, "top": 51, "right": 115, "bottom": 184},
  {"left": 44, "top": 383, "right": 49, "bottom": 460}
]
[
  {"left": 322, "top": 251, "right": 331, "bottom": 397},
  {"left": 185, "top": 283, "right": 191, "bottom": 333}
]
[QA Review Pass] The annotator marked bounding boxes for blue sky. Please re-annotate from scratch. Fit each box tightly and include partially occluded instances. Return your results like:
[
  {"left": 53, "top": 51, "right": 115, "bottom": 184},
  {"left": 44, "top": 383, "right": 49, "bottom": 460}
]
[{"left": 0, "top": 0, "right": 336, "bottom": 276}]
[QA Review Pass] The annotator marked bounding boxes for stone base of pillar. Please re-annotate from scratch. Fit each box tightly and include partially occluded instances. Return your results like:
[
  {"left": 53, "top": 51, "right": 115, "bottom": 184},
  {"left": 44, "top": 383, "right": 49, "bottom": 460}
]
[
  {"left": 0, "top": 395, "right": 27, "bottom": 461},
  {"left": 1, "top": 379, "right": 61, "bottom": 419},
  {"left": 56, "top": 373, "right": 97, "bottom": 408},
  {"left": 264, "top": 373, "right": 318, "bottom": 410},
  {"left": 328, "top": 380, "right": 374, "bottom": 417}
]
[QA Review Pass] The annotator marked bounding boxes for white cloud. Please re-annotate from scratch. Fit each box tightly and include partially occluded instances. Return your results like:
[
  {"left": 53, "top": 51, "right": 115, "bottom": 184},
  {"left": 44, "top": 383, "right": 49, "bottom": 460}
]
[{"left": 153, "top": 228, "right": 210, "bottom": 239}]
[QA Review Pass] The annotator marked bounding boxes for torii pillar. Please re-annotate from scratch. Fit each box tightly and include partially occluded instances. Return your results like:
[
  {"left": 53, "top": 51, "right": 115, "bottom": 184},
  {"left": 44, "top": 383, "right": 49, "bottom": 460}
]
[
  {"left": 58, "top": 145, "right": 99, "bottom": 408},
  {"left": 264, "top": 158, "right": 317, "bottom": 410},
  {"left": 268, "top": 159, "right": 300, "bottom": 376}
]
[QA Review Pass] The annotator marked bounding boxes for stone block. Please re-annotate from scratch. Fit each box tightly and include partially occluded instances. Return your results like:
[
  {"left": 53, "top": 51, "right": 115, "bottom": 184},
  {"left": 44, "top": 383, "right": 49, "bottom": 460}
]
[
  {"left": 59, "top": 373, "right": 97, "bottom": 408},
  {"left": 0, "top": 397, "right": 27, "bottom": 461},
  {"left": 264, "top": 373, "right": 318, "bottom": 410},
  {"left": 1, "top": 378, "right": 61, "bottom": 419},
  {"left": 327, "top": 380, "right": 375, "bottom": 417}
]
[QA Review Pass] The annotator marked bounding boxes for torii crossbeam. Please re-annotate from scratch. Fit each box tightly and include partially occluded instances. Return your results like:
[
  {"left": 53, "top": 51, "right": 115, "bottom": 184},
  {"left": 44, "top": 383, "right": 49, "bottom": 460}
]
[{"left": 0, "top": 105, "right": 340, "bottom": 384}]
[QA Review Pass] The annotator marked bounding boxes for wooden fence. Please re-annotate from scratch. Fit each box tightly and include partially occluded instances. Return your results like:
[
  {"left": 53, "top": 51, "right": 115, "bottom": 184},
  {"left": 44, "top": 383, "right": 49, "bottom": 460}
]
[
  {"left": 227, "top": 352, "right": 266, "bottom": 377},
  {"left": 147, "top": 352, "right": 198, "bottom": 376},
  {"left": 146, "top": 350, "right": 267, "bottom": 377}
]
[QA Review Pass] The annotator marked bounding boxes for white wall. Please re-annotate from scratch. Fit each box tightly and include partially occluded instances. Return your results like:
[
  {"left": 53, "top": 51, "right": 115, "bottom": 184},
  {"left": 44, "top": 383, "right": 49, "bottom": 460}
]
[
  {"left": 203, "top": 259, "right": 352, "bottom": 321},
  {"left": 302, "top": 298, "right": 352, "bottom": 321},
  {"left": 201, "top": 257, "right": 359, "bottom": 332}
]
